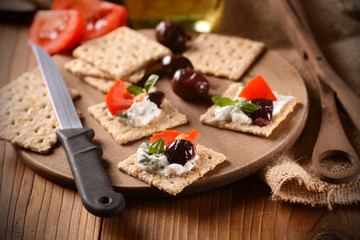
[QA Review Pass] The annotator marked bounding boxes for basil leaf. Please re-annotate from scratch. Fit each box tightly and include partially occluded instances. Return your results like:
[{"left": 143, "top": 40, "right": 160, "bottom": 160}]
[
  {"left": 126, "top": 85, "right": 144, "bottom": 95},
  {"left": 148, "top": 137, "right": 164, "bottom": 155},
  {"left": 212, "top": 96, "right": 259, "bottom": 113},
  {"left": 211, "top": 97, "right": 239, "bottom": 107},
  {"left": 144, "top": 74, "right": 159, "bottom": 94},
  {"left": 238, "top": 101, "right": 259, "bottom": 113}
]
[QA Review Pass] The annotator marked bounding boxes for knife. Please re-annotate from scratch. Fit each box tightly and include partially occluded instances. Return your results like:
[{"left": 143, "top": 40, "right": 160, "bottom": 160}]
[{"left": 31, "top": 43, "right": 125, "bottom": 218}]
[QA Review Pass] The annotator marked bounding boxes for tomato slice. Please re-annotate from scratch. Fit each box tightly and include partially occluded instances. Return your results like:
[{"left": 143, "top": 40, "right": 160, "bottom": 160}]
[
  {"left": 29, "top": 10, "right": 86, "bottom": 55},
  {"left": 177, "top": 129, "right": 200, "bottom": 144},
  {"left": 150, "top": 129, "right": 199, "bottom": 146},
  {"left": 51, "top": 0, "right": 127, "bottom": 41},
  {"left": 104, "top": 80, "right": 134, "bottom": 115},
  {"left": 238, "top": 75, "right": 277, "bottom": 101},
  {"left": 150, "top": 130, "right": 181, "bottom": 146}
]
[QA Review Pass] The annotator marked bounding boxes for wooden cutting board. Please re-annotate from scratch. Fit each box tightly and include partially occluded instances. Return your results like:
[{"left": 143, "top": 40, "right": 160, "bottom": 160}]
[{"left": 18, "top": 30, "right": 308, "bottom": 197}]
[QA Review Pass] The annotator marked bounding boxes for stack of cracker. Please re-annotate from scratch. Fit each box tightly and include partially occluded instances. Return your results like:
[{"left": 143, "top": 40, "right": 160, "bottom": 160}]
[
  {"left": 183, "top": 33, "right": 265, "bottom": 81},
  {"left": 65, "top": 26, "right": 171, "bottom": 93},
  {"left": 0, "top": 72, "right": 80, "bottom": 153}
]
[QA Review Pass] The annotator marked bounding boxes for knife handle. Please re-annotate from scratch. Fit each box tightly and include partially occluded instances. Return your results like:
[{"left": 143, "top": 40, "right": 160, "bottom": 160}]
[{"left": 57, "top": 128, "right": 125, "bottom": 218}]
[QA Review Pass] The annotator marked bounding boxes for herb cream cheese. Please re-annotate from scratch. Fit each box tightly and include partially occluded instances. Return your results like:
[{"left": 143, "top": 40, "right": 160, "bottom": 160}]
[
  {"left": 212, "top": 87, "right": 293, "bottom": 124},
  {"left": 105, "top": 98, "right": 161, "bottom": 126},
  {"left": 136, "top": 143, "right": 199, "bottom": 177}
]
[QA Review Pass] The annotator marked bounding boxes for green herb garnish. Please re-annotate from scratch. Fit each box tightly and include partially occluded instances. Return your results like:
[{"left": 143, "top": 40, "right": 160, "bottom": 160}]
[
  {"left": 126, "top": 85, "right": 144, "bottom": 95},
  {"left": 148, "top": 137, "right": 165, "bottom": 155},
  {"left": 211, "top": 96, "right": 239, "bottom": 107},
  {"left": 126, "top": 74, "right": 160, "bottom": 95},
  {"left": 144, "top": 74, "right": 159, "bottom": 94},
  {"left": 121, "top": 112, "right": 128, "bottom": 119},
  {"left": 139, "top": 155, "right": 151, "bottom": 163},
  {"left": 238, "top": 101, "right": 259, "bottom": 113},
  {"left": 211, "top": 96, "right": 259, "bottom": 113}
]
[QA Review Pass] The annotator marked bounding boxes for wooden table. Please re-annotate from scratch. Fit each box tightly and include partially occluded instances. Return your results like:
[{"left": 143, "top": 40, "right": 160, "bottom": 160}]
[{"left": 1, "top": 1, "right": 359, "bottom": 239}]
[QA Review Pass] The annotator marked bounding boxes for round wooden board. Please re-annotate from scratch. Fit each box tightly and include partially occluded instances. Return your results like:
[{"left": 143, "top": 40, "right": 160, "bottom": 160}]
[{"left": 19, "top": 30, "right": 308, "bottom": 197}]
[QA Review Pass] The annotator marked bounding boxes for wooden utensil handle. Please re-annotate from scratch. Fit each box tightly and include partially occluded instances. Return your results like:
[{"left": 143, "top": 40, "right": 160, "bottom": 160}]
[
  {"left": 271, "top": 0, "right": 360, "bottom": 133},
  {"left": 316, "top": 62, "right": 360, "bottom": 133}
]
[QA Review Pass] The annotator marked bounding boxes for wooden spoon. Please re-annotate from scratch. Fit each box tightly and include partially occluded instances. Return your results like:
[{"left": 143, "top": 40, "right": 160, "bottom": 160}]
[
  {"left": 312, "top": 80, "right": 360, "bottom": 183},
  {"left": 270, "top": 0, "right": 360, "bottom": 183}
]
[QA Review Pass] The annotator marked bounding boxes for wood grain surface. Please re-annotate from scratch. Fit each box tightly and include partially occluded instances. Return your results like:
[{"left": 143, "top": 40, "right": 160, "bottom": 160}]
[
  {"left": 2, "top": 141, "right": 359, "bottom": 239},
  {"left": 17, "top": 30, "right": 308, "bottom": 196},
  {"left": 1, "top": 1, "right": 360, "bottom": 239}
]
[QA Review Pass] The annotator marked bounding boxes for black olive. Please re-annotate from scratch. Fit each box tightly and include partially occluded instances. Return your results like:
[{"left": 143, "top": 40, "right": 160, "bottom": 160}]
[
  {"left": 148, "top": 90, "right": 165, "bottom": 109},
  {"left": 155, "top": 21, "right": 187, "bottom": 53},
  {"left": 164, "top": 139, "right": 195, "bottom": 166},
  {"left": 160, "top": 54, "right": 193, "bottom": 77},
  {"left": 171, "top": 69, "right": 209, "bottom": 100},
  {"left": 246, "top": 98, "right": 273, "bottom": 127}
]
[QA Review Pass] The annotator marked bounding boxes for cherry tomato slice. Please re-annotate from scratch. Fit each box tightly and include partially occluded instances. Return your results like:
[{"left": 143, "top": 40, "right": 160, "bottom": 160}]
[
  {"left": 29, "top": 10, "right": 86, "bottom": 55},
  {"left": 177, "top": 129, "right": 199, "bottom": 145},
  {"left": 104, "top": 80, "right": 134, "bottom": 115},
  {"left": 51, "top": 0, "right": 127, "bottom": 41},
  {"left": 150, "top": 130, "right": 181, "bottom": 146},
  {"left": 238, "top": 75, "right": 277, "bottom": 101},
  {"left": 150, "top": 129, "right": 199, "bottom": 146}
]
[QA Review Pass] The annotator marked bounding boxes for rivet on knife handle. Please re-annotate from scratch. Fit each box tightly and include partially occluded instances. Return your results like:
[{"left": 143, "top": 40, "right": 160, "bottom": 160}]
[{"left": 57, "top": 128, "right": 125, "bottom": 217}]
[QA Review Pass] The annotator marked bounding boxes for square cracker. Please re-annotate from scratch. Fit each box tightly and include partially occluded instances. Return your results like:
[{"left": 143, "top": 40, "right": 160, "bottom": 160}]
[
  {"left": 88, "top": 99, "right": 187, "bottom": 144},
  {"left": 200, "top": 83, "right": 298, "bottom": 137},
  {"left": 64, "top": 58, "right": 114, "bottom": 79},
  {"left": 184, "top": 33, "right": 265, "bottom": 80},
  {"left": 82, "top": 76, "right": 115, "bottom": 93},
  {"left": 72, "top": 26, "right": 171, "bottom": 80},
  {"left": 64, "top": 58, "right": 145, "bottom": 84},
  {"left": 0, "top": 72, "right": 80, "bottom": 153},
  {"left": 117, "top": 145, "right": 226, "bottom": 195}
]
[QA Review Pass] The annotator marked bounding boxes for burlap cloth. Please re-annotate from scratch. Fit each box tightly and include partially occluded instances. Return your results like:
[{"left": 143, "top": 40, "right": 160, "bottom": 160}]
[{"left": 213, "top": 0, "right": 360, "bottom": 209}]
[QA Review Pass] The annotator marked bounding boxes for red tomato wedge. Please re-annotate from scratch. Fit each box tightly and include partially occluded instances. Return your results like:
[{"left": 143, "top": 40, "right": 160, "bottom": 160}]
[
  {"left": 29, "top": 10, "right": 86, "bottom": 55},
  {"left": 150, "top": 129, "right": 199, "bottom": 146},
  {"left": 238, "top": 75, "right": 277, "bottom": 101},
  {"left": 104, "top": 80, "right": 134, "bottom": 115},
  {"left": 150, "top": 130, "right": 181, "bottom": 146},
  {"left": 51, "top": 0, "right": 127, "bottom": 41},
  {"left": 177, "top": 129, "right": 200, "bottom": 144}
]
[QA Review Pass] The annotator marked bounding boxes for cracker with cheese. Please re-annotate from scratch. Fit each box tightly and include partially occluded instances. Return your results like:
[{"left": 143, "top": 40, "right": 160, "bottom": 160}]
[
  {"left": 117, "top": 130, "right": 226, "bottom": 195},
  {"left": 88, "top": 76, "right": 187, "bottom": 144},
  {"left": 200, "top": 76, "right": 297, "bottom": 137}
]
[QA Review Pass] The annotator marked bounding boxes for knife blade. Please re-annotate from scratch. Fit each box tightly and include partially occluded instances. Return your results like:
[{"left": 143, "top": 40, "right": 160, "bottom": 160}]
[{"left": 31, "top": 43, "right": 125, "bottom": 217}]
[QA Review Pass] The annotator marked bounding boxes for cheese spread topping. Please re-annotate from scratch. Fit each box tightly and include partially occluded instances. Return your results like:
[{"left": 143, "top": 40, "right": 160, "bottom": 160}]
[
  {"left": 136, "top": 142, "right": 198, "bottom": 177},
  {"left": 272, "top": 94, "right": 293, "bottom": 115},
  {"left": 105, "top": 97, "right": 161, "bottom": 126},
  {"left": 121, "top": 98, "right": 161, "bottom": 126},
  {"left": 212, "top": 104, "right": 252, "bottom": 124},
  {"left": 212, "top": 87, "right": 293, "bottom": 124}
]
